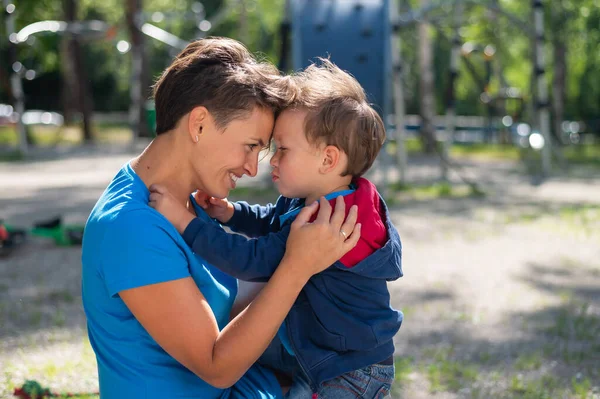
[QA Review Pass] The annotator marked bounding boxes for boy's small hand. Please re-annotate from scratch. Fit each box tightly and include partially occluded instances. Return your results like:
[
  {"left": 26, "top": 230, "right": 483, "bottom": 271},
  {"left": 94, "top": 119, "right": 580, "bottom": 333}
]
[
  {"left": 194, "top": 190, "right": 234, "bottom": 223},
  {"left": 149, "top": 184, "right": 195, "bottom": 233}
]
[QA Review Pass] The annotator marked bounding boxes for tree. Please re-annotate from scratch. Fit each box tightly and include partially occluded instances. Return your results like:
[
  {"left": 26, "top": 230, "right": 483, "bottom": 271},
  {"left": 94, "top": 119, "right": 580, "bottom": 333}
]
[
  {"left": 551, "top": 0, "right": 567, "bottom": 143},
  {"left": 417, "top": 0, "right": 437, "bottom": 153},
  {"left": 62, "top": 0, "right": 94, "bottom": 142},
  {"left": 126, "top": 0, "right": 150, "bottom": 139}
]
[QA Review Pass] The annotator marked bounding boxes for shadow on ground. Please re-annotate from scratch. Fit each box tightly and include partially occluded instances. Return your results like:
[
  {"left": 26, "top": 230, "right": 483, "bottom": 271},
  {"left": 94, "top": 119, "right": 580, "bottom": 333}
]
[{"left": 391, "top": 257, "right": 600, "bottom": 399}]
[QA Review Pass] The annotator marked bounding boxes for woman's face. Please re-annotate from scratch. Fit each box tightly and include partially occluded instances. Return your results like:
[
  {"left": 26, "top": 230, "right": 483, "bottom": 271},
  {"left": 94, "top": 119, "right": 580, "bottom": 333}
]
[{"left": 194, "top": 107, "right": 274, "bottom": 199}]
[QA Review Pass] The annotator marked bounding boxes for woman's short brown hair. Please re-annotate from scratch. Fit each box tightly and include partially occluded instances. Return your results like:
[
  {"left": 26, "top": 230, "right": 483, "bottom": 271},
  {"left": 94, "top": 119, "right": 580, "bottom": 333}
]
[
  {"left": 152, "top": 37, "right": 296, "bottom": 134},
  {"left": 291, "top": 59, "right": 386, "bottom": 177}
]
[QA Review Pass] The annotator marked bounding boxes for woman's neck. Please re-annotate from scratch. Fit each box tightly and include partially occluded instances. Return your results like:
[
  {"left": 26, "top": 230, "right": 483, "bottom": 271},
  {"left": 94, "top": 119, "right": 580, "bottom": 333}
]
[{"left": 132, "top": 133, "right": 195, "bottom": 207}]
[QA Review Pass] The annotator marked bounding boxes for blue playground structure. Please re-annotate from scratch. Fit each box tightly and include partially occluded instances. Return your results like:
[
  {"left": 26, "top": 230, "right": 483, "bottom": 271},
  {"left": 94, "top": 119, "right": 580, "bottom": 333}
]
[
  {"left": 288, "top": 0, "right": 391, "bottom": 119},
  {"left": 282, "top": 0, "right": 554, "bottom": 178}
]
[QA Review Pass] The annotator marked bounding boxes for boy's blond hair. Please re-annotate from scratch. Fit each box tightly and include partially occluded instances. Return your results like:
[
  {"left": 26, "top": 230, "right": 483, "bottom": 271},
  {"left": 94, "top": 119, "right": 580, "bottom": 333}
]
[{"left": 291, "top": 58, "right": 386, "bottom": 177}]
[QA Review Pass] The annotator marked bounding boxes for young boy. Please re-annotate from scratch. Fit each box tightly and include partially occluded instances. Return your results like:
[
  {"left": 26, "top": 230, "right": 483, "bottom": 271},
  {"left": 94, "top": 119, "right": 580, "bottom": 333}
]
[{"left": 150, "top": 59, "right": 403, "bottom": 398}]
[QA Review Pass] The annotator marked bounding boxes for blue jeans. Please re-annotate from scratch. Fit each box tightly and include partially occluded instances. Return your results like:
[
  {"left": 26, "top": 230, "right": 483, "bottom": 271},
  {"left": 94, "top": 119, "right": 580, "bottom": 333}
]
[{"left": 259, "top": 336, "right": 394, "bottom": 398}]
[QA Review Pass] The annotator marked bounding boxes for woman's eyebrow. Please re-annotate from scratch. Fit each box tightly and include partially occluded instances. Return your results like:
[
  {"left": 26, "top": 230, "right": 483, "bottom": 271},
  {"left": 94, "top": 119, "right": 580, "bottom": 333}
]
[{"left": 250, "top": 137, "right": 266, "bottom": 147}]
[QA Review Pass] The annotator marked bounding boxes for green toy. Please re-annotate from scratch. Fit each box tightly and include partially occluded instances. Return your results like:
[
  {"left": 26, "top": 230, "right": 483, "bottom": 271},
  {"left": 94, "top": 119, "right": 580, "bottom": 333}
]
[
  {"left": 13, "top": 379, "right": 98, "bottom": 398},
  {"left": 0, "top": 216, "right": 84, "bottom": 253},
  {"left": 13, "top": 380, "right": 53, "bottom": 398},
  {"left": 30, "top": 216, "right": 84, "bottom": 246}
]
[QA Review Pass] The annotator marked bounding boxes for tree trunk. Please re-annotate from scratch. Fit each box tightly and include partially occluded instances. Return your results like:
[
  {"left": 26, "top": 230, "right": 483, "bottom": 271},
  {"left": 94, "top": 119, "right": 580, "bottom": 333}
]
[
  {"left": 551, "top": 2, "right": 566, "bottom": 144},
  {"left": 60, "top": 38, "right": 75, "bottom": 124},
  {"left": 442, "top": 1, "right": 463, "bottom": 179},
  {"left": 418, "top": 0, "right": 437, "bottom": 153},
  {"left": 489, "top": 0, "right": 508, "bottom": 143},
  {"left": 239, "top": 0, "right": 249, "bottom": 43},
  {"left": 528, "top": 5, "right": 537, "bottom": 137},
  {"left": 63, "top": 0, "right": 94, "bottom": 142},
  {"left": 3, "top": 0, "right": 29, "bottom": 152},
  {"left": 126, "top": 0, "right": 150, "bottom": 140}
]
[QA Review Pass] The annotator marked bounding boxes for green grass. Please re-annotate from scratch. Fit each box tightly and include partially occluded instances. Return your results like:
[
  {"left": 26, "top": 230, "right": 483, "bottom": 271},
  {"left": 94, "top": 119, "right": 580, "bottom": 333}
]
[
  {"left": 572, "top": 376, "right": 593, "bottom": 399},
  {"left": 391, "top": 338, "right": 599, "bottom": 397},
  {"left": 387, "top": 137, "right": 600, "bottom": 166},
  {"left": 394, "top": 357, "right": 414, "bottom": 384},
  {"left": 228, "top": 185, "right": 278, "bottom": 200},
  {"left": 390, "top": 357, "right": 414, "bottom": 397},
  {"left": 0, "top": 124, "right": 132, "bottom": 147},
  {"left": 389, "top": 181, "right": 485, "bottom": 200},
  {"left": 419, "top": 347, "right": 479, "bottom": 393},
  {"left": 387, "top": 137, "right": 522, "bottom": 160},
  {"left": 499, "top": 204, "right": 600, "bottom": 232},
  {"left": 425, "top": 359, "right": 478, "bottom": 392},
  {"left": 564, "top": 143, "right": 600, "bottom": 166},
  {"left": 385, "top": 138, "right": 423, "bottom": 155},
  {"left": 508, "top": 374, "right": 565, "bottom": 399},
  {"left": 0, "top": 149, "right": 25, "bottom": 161},
  {"left": 545, "top": 301, "right": 600, "bottom": 343},
  {"left": 558, "top": 204, "right": 600, "bottom": 230},
  {"left": 514, "top": 353, "right": 543, "bottom": 371},
  {"left": 451, "top": 143, "right": 521, "bottom": 160}
]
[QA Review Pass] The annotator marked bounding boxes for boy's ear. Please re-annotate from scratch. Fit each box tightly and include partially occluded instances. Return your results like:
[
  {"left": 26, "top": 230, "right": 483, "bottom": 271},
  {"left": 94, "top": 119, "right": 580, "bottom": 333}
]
[{"left": 319, "top": 145, "right": 341, "bottom": 174}]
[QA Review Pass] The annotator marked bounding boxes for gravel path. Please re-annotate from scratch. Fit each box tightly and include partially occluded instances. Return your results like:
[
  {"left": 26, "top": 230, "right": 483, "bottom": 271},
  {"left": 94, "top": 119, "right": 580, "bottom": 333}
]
[{"left": 1, "top": 145, "right": 598, "bottom": 398}]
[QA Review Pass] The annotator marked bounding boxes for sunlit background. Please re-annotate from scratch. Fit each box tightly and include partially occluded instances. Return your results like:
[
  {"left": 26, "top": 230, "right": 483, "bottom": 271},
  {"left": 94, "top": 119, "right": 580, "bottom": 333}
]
[{"left": 1, "top": 1, "right": 599, "bottom": 398}]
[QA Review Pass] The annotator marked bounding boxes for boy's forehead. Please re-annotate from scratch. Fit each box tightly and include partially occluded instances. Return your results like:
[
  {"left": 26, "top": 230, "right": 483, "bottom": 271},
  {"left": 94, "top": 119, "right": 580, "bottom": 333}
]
[
  {"left": 272, "top": 127, "right": 283, "bottom": 141},
  {"left": 274, "top": 109, "right": 306, "bottom": 137}
]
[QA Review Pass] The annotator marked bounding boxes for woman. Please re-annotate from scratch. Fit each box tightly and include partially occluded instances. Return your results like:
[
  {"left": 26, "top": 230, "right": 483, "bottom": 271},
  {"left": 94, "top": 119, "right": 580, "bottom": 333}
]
[{"left": 81, "top": 37, "right": 360, "bottom": 399}]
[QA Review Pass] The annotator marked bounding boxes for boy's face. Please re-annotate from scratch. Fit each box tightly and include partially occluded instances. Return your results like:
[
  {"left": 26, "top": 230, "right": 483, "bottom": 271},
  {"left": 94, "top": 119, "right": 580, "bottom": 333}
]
[{"left": 270, "top": 109, "right": 324, "bottom": 199}]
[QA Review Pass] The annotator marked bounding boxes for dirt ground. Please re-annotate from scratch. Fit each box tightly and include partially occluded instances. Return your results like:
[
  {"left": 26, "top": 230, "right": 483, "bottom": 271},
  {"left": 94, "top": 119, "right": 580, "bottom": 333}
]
[{"left": 1, "top": 144, "right": 599, "bottom": 398}]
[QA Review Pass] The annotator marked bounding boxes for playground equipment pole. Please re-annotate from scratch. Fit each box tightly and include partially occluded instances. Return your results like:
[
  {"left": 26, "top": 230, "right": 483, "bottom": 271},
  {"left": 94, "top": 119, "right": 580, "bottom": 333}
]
[
  {"left": 443, "top": 0, "right": 463, "bottom": 180},
  {"left": 533, "top": 0, "right": 551, "bottom": 175},
  {"left": 389, "top": 0, "right": 407, "bottom": 183},
  {"left": 3, "top": 0, "right": 28, "bottom": 155}
]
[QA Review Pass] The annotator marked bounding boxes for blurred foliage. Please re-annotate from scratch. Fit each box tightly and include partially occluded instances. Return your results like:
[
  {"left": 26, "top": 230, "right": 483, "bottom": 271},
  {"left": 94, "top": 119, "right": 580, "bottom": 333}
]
[
  {"left": 0, "top": 0, "right": 598, "bottom": 127},
  {"left": 400, "top": 0, "right": 600, "bottom": 126},
  {"left": 0, "top": 0, "right": 283, "bottom": 111}
]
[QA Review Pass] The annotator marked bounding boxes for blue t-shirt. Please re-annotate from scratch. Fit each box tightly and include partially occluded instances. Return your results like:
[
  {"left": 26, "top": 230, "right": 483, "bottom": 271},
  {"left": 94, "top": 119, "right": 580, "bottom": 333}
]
[{"left": 82, "top": 162, "right": 281, "bottom": 399}]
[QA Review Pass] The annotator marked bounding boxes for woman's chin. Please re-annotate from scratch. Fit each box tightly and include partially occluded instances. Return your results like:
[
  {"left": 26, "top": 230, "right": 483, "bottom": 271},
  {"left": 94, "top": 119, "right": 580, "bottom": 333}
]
[
  {"left": 222, "top": 184, "right": 233, "bottom": 198},
  {"left": 216, "top": 189, "right": 230, "bottom": 199}
]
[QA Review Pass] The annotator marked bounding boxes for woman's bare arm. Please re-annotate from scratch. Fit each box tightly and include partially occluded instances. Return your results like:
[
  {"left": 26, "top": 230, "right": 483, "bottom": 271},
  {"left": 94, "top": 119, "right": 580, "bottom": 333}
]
[{"left": 120, "top": 196, "right": 360, "bottom": 388}]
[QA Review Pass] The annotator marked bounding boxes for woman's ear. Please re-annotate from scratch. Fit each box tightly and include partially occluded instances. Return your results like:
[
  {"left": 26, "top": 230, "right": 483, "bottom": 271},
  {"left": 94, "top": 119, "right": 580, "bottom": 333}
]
[
  {"left": 319, "top": 145, "right": 341, "bottom": 174},
  {"left": 187, "top": 106, "right": 209, "bottom": 143}
]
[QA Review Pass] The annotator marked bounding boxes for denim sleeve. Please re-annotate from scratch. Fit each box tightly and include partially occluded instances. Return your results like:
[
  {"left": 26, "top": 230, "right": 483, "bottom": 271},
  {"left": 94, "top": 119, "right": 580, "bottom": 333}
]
[
  {"left": 223, "top": 201, "right": 279, "bottom": 238},
  {"left": 182, "top": 217, "right": 289, "bottom": 282}
]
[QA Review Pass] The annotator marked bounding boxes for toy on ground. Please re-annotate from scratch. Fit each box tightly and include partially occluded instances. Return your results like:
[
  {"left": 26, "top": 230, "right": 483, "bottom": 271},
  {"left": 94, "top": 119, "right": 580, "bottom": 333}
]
[
  {"left": 13, "top": 379, "right": 98, "bottom": 398},
  {"left": 0, "top": 219, "right": 27, "bottom": 257},
  {"left": 0, "top": 216, "right": 84, "bottom": 256},
  {"left": 30, "top": 216, "right": 84, "bottom": 246}
]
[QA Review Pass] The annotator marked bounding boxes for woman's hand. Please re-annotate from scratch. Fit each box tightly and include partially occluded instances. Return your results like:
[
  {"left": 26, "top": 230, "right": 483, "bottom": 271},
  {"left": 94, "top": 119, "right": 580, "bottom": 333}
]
[{"left": 284, "top": 196, "right": 360, "bottom": 277}]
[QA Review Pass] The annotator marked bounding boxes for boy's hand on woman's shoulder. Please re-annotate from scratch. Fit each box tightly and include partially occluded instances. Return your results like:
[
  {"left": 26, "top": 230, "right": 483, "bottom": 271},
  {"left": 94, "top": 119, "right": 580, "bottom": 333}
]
[
  {"left": 194, "top": 191, "right": 234, "bottom": 223},
  {"left": 149, "top": 184, "right": 195, "bottom": 234}
]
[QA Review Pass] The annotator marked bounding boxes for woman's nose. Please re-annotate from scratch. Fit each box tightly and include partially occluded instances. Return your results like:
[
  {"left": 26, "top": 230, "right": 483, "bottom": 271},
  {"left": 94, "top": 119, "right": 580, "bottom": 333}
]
[{"left": 244, "top": 155, "right": 258, "bottom": 177}]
